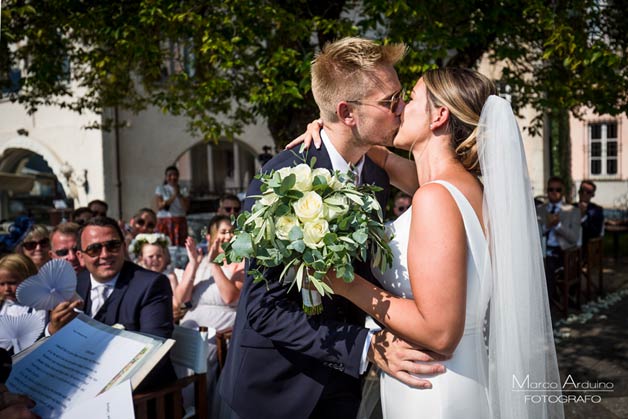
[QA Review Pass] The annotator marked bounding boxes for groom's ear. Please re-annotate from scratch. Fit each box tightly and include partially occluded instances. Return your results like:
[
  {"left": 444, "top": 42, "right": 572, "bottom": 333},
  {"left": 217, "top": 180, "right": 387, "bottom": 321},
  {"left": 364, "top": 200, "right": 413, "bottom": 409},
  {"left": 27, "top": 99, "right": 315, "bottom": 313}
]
[{"left": 337, "top": 102, "right": 356, "bottom": 126}]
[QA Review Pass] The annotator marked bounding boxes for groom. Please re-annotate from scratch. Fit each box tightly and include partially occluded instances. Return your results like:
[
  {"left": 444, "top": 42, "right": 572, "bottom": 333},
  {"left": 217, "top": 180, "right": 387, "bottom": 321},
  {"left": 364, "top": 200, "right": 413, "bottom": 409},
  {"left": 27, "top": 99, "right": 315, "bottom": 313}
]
[{"left": 219, "top": 38, "right": 443, "bottom": 419}]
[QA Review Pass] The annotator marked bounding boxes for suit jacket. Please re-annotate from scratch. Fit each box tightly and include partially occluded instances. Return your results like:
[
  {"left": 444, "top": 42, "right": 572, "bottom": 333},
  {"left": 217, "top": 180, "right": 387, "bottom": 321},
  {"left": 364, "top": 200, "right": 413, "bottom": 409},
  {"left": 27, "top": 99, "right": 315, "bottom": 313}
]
[
  {"left": 578, "top": 201, "right": 604, "bottom": 246},
  {"left": 536, "top": 202, "right": 581, "bottom": 250},
  {"left": 76, "top": 261, "right": 176, "bottom": 390},
  {"left": 219, "top": 143, "right": 390, "bottom": 419}
]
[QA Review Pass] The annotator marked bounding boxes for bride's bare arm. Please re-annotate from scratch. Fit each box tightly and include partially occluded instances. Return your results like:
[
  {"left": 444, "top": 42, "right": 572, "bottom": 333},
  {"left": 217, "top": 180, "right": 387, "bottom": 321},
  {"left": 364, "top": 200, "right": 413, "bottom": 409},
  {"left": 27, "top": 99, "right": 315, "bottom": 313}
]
[
  {"left": 367, "top": 146, "right": 419, "bottom": 195},
  {"left": 330, "top": 184, "right": 467, "bottom": 356}
]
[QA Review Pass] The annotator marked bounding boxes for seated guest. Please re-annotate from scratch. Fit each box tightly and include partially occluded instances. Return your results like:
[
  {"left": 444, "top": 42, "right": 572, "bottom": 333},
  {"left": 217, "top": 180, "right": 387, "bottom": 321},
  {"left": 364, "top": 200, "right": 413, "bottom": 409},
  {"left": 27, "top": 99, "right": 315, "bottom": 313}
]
[
  {"left": 536, "top": 176, "right": 581, "bottom": 297},
  {"left": 87, "top": 199, "right": 108, "bottom": 218},
  {"left": 391, "top": 191, "right": 412, "bottom": 219},
  {"left": 72, "top": 207, "right": 93, "bottom": 226},
  {"left": 175, "top": 215, "right": 244, "bottom": 412},
  {"left": 49, "top": 222, "right": 82, "bottom": 273},
  {"left": 216, "top": 194, "right": 241, "bottom": 217},
  {"left": 577, "top": 180, "right": 604, "bottom": 249},
  {"left": 123, "top": 208, "right": 157, "bottom": 247},
  {"left": 17, "top": 224, "right": 51, "bottom": 270},
  {"left": 0, "top": 254, "right": 46, "bottom": 353},
  {"left": 47, "top": 217, "right": 176, "bottom": 390},
  {"left": 129, "top": 233, "right": 181, "bottom": 321}
]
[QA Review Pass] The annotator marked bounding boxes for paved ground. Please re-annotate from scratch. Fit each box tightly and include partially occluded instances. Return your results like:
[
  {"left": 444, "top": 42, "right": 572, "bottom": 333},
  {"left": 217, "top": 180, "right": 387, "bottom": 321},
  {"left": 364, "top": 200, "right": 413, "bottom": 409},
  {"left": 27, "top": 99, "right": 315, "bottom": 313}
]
[
  {"left": 555, "top": 256, "right": 628, "bottom": 418},
  {"left": 364, "top": 254, "right": 628, "bottom": 419}
]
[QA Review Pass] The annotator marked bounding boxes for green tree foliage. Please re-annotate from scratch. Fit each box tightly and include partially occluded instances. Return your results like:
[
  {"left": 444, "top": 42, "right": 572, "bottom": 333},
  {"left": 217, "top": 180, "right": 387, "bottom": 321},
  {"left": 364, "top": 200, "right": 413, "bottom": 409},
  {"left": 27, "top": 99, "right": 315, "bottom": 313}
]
[{"left": 1, "top": 0, "right": 625, "bottom": 148}]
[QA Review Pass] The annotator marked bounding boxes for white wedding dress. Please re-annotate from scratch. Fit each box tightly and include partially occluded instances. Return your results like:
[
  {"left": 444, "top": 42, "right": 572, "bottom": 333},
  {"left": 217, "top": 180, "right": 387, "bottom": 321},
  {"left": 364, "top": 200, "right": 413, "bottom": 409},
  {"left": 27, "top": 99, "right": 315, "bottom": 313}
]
[{"left": 374, "top": 180, "right": 490, "bottom": 419}]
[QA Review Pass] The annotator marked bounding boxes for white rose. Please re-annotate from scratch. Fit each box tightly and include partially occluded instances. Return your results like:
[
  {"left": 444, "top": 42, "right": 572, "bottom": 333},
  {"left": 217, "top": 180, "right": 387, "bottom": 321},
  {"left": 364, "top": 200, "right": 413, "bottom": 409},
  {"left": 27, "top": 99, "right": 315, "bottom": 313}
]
[
  {"left": 311, "top": 168, "right": 333, "bottom": 187},
  {"left": 276, "top": 167, "right": 292, "bottom": 180},
  {"left": 275, "top": 214, "right": 300, "bottom": 240},
  {"left": 303, "top": 219, "right": 329, "bottom": 249},
  {"left": 293, "top": 191, "right": 324, "bottom": 222},
  {"left": 260, "top": 190, "right": 279, "bottom": 206},
  {"left": 323, "top": 194, "right": 349, "bottom": 220},
  {"left": 291, "top": 164, "right": 313, "bottom": 192}
]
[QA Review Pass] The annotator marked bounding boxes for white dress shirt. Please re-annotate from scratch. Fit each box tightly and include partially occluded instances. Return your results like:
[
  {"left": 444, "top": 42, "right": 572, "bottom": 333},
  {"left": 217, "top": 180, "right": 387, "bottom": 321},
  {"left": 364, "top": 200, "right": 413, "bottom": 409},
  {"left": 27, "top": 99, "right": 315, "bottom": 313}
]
[
  {"left": 89, "top": 274, "right": 119, "bottom": 317},
  {"left": 321, "top": 129, "right": 377, "bottom": 374}
]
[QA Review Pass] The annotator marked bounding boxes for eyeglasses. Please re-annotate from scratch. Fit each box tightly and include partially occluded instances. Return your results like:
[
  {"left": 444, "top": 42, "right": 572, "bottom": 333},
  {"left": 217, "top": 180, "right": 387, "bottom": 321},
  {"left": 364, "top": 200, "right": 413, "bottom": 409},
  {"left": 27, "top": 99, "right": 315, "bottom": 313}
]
[
  {"left": 54, "top": 246, "right": 79, "bottom": 257},
  {"left": 81, "top": 239, "right": 123, "bottom": 257},
  {"left": 578, "top": 189, "right": 594, "bottom": 195},
  {"left": 347, "top": 88, "right": 406, "bottom": 114},
  {"left": 22, "top": 238, "right": 50, "bottom": 250},
  {"left": 548, "top": 188, "right": 562, "bottom": 193},
  {"left": 222, "top": 206, "right": 241, "bottom": 213},
  {"left": 135, "top": 218, "right": 156, "bottom": 229}
]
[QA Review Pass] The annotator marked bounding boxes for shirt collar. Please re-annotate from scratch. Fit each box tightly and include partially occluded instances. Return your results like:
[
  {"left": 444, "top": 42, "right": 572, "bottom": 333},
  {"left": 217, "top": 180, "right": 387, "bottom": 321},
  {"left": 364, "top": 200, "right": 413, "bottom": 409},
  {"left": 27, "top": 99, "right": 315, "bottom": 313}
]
[
  {"left": 90, "top": 272, "right": 119, "bottom": 289},
  {"left": 320, "top": 129, "right": 365, "bottom": 175}
]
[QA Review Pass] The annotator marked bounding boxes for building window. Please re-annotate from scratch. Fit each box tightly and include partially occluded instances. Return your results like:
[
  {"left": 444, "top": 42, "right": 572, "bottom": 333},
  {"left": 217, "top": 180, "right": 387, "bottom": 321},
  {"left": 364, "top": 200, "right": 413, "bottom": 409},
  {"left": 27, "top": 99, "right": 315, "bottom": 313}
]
[{"left": 589, "top": 121, "right": 619, "bottom": 177}]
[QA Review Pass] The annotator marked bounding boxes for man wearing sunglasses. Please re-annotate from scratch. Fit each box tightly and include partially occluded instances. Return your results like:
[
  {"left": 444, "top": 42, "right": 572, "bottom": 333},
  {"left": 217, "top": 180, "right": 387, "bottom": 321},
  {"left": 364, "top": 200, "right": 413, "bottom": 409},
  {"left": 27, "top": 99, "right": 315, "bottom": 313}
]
[
  {"left": 46, "top": 217, "right": 176, "bottom": 390},
  {"left": 49, "top": 222, "right": 82, "bottom": 273},
  {"left": 216, "top": 194, "right": 242, "bottom": 217},
  {"left": 577, "top": 180, "right": 604, "bottom": 249},
  {"left": 536, "top": 176, "right": 581, "bottom": 298}
]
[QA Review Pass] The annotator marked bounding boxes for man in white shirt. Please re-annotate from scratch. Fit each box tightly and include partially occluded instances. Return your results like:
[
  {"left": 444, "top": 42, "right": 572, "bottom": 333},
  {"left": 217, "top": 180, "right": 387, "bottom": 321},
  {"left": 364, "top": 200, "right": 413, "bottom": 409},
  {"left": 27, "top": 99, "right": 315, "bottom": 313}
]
[{"left": 536, "top": 176, "right": 581, "bottom": 299}]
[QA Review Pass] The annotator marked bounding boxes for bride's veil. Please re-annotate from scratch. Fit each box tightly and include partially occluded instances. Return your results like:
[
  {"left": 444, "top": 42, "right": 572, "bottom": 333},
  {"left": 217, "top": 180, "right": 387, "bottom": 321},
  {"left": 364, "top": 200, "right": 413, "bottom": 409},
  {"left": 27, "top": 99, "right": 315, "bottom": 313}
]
[{"left": 477, "top": 95, "right": 564, "bottom": 418}]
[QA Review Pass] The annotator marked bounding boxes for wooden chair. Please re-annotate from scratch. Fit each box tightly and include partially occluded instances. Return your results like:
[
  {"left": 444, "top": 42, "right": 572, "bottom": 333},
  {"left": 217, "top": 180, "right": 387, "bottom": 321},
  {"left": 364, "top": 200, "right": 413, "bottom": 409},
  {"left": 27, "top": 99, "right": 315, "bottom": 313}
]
[
  {"left": 215, "top": 328, "right": 233, "bottom": 375},
  {"left": 551, "top": 246, "right": 582, "bottom": 317},
  {"left": 583, "top": 237, "right": 604, "bottom": 300},
  {"left": 134, "top": 327, "right": 208, "bottom": 419}
]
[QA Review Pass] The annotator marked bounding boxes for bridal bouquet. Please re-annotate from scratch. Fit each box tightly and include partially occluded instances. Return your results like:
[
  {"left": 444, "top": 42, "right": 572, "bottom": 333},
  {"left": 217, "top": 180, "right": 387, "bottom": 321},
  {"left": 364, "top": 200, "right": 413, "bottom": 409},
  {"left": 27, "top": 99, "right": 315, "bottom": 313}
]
[{"left": 216, "top": 159, "right": 393, "bottom": 314}]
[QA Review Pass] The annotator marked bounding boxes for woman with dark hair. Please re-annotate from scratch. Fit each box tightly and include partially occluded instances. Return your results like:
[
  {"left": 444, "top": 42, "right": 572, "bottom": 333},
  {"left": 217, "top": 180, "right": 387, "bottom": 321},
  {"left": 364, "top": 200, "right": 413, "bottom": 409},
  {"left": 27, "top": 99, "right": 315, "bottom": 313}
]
[
  {"left": 175, "top": 215, "right": 244, "bottom": 413},
  {"left": 154, "top": 165, "right": 190, "bottom": 246}
]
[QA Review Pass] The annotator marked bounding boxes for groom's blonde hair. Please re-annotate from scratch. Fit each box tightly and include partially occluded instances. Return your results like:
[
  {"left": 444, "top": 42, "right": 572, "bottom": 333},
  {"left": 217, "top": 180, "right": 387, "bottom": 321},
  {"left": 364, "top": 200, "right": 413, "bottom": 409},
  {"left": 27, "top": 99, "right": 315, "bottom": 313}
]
[{"left": 311, "top": 37, "right": 406, "bottom": 122}]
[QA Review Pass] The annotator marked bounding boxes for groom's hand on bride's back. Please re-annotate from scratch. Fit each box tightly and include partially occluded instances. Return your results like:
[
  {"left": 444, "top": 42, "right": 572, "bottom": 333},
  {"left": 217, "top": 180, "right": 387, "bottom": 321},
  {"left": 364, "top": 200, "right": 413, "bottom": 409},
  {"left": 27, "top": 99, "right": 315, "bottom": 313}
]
[{"left": 369, "top": 330, "right": 447, "bottom": 389}]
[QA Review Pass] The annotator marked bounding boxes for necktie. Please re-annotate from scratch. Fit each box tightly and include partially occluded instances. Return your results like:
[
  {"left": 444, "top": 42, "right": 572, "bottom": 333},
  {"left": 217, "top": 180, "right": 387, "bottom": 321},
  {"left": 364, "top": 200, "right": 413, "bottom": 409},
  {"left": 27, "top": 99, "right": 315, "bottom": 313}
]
[
  {"left": 91, "top": 284, "right": 110, "bottom": 317},
  {"left": 350, "top": 164, "right": 361, "bottom": 185}
]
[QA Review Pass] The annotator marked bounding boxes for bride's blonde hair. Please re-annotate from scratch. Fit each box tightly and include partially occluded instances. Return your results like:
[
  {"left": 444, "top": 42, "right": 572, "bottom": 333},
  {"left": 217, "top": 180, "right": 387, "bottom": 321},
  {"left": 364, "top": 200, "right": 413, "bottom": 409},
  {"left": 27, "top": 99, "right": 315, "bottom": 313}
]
[{"left": 423, "top": 68, "right": 496, "bottom": 175}]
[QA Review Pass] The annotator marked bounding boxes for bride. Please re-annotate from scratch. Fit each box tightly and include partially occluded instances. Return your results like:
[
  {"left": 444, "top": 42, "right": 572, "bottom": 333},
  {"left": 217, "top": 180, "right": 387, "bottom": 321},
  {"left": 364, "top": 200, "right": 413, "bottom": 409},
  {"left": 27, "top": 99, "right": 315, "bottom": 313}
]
[{"left": 293, "top": 67, "right": 562, "bottom": 418}]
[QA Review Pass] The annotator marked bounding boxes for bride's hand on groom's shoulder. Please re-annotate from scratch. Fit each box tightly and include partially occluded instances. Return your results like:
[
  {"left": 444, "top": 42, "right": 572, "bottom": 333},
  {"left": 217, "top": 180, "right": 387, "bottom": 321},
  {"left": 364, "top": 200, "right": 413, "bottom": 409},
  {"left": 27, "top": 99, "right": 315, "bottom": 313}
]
[
  {"left": 285, "top": 119, "right": 323, "bottom": 150},
  {"left": 369, "top": 330, "right": 447, "bottom": 389}
]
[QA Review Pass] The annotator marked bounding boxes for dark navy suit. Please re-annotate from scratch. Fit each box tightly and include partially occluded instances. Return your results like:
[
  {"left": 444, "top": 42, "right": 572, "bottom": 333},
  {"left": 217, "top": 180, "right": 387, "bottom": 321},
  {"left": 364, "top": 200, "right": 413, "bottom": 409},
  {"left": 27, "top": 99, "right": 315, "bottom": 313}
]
[
  {"left": 578, "top": 201, "right": 604, "bottom": 247},
  {"left": 76, "top": 261, "right": 176, "bottom": 390},
  {"left": 219, "top": 144, "right": 389, "bottom": 419}
]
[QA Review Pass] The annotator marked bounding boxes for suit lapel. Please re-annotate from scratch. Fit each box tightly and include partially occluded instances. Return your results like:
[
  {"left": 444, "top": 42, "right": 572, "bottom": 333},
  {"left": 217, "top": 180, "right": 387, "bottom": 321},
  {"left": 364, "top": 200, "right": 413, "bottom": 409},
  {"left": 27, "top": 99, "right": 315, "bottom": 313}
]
[{"left": 76, "top": 272, "right": 92, "bottom": 315}]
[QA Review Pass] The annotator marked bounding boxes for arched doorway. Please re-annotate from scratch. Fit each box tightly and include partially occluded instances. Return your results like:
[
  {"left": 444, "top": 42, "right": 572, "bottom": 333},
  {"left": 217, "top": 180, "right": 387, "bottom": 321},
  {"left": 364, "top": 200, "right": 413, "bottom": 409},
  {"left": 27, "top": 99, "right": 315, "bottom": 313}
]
[{"left": 0, "top": 148, "right": 69, "bottom": 224}]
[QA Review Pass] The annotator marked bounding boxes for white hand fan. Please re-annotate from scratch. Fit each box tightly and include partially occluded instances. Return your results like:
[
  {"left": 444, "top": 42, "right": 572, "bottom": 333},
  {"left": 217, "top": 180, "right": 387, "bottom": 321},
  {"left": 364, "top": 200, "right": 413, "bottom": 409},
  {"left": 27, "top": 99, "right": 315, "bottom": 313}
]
[
  {"left": 16, "top": 259, "right": 77, "bottom": 310},
  {"left": 0, "top": 313, "right": 45, "bottom": 353}
]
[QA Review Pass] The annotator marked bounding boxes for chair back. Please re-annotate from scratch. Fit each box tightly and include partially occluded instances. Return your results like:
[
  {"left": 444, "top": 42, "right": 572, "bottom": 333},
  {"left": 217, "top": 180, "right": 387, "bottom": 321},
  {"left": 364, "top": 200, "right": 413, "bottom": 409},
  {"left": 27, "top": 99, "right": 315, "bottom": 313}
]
[
  {"left": 584, "top": 237, "right": 604, "bottom": 299},
  {"left": 133, "top": 327, "right": 209, "bottom": 419}
]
